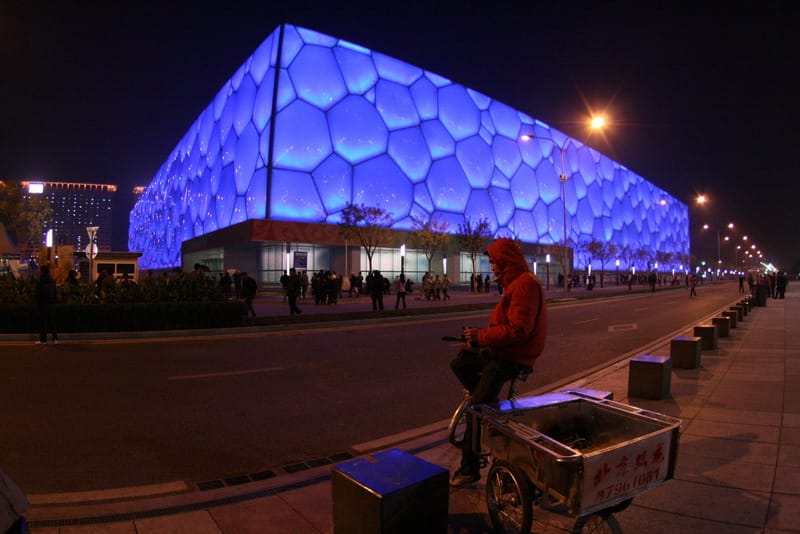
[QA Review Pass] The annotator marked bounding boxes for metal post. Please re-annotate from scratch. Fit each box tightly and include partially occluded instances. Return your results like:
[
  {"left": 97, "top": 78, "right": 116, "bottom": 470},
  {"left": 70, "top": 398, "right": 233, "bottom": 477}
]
[{"left": 546, "top": 254, "right": 551, "bottom": 290}]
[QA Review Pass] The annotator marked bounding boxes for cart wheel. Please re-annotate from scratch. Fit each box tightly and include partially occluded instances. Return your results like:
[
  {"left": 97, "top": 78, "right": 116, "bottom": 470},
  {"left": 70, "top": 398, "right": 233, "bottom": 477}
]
[
  {"left": 602, "top": 497, "right": 633, "bottom": 515},
  {"left": 572, "top": 512, "right": 621, "bottom": 534},
  {"left": 485, "top": 460, "right": 533, "bottom": 534},
  {"left": 447, "top": 394, "right": 470, "bottom": 447}
]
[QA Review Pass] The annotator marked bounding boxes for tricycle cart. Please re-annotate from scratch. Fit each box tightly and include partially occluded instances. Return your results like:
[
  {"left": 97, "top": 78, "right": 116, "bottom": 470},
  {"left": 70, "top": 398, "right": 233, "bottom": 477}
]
[{"left": 466, "top": 389, "right": 681, "bottom": 534}]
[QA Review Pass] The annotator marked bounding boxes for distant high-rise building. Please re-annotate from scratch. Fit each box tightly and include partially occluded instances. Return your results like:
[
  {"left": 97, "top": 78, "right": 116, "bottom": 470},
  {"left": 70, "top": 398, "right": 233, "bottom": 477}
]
[{"left": 23, "top": 180, "right": 117, "bottom": 253}]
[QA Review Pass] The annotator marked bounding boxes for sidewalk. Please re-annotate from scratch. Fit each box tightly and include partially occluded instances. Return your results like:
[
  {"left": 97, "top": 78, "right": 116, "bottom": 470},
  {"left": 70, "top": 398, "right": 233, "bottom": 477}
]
[{"left": 25, "top": 284, "right": 799, "bottom": 533}]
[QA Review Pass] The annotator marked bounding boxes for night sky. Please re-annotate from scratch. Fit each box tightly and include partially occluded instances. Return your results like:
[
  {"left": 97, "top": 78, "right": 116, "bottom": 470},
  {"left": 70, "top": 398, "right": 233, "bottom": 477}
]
[{"left": 2, "top": 4, "right": 797, "bottom": 271}]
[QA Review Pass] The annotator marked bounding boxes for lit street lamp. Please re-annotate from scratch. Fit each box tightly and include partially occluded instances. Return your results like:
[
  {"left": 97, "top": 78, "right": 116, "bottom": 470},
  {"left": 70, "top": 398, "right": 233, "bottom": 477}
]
[
  {"left": 545, "top": 253, "right": 551, "bottom": 290},
  {"left": 400, "top": 244, "right": 406, "bottom": 277},
  {"left": 521, "top": 134, "right": 568, "bottom": 296},
  {"left": 521, "top": 118, "right": 604, "bottom": 297}
]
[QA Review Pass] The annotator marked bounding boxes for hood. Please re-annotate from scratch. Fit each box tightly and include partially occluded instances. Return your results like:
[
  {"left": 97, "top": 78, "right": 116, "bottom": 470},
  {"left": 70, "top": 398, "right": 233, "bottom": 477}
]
[{"left": 485, "top": 238, "right": 529, "bottom": 286}]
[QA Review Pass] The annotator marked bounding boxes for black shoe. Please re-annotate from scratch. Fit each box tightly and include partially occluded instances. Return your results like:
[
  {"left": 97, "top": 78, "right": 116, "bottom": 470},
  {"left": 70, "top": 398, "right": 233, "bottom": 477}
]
[{"left": 450, "top": 468, "right": 480, "bottom": 487}]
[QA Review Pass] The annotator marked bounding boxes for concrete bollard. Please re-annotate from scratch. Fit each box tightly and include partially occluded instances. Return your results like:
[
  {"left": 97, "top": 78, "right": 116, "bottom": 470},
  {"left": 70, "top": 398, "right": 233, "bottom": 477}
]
[
  {"left": 670, "top": 336, "right": 702, "bottom": 369},
  {"left": 721, "top": 310, "right": 737, "bottom": 328},
  {"left": 628, "top": 355, "right": 672, "bottom": 400},
  {"left": 712, "top": 316, "right": 731, "bottom": 337},
  {"left": 331, "top": 449, "right": 449, "bottom": 533},
  {"left": 693, "top": 324, "right": 719, "bottom": 350}
]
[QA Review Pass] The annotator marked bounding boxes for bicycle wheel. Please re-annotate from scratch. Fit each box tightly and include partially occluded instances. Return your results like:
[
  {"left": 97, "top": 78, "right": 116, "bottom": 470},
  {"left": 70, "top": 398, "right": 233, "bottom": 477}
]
[
  {"left": 447, "top": 394, "right": 470, "bottom": 447},
  {"left": 486, "top": 460, "right": 533, "bottom": 534}
]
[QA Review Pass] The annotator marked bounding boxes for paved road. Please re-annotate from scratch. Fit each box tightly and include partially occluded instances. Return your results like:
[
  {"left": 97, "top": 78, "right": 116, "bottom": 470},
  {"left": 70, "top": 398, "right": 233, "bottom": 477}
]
[{"left": 1, "top": 281, "right": 740, "bottom": 495}]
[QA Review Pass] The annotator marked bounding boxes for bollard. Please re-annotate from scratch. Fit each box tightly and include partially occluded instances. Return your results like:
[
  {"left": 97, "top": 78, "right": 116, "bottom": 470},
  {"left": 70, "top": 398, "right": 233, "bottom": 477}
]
[
  {"left": 721, "top": 310, "right": 737, "bottom": 328},
  {"left": 731, "top": 305, "right": 745, "bottom": 320},
  {"left": 693, "top": 324, "right": 718, "bottom": 350},
  {"left": 670, "top": 336, "right": 702, "bottom": 369},
  {"left": 628, "top": 355, "right": 672, "bottom": 399},
  {"left": 331, "top": 449, "right": 449, "bottom": 534},
  {"left": 712, "top": 316, "right": 731, "bottom": 337}
]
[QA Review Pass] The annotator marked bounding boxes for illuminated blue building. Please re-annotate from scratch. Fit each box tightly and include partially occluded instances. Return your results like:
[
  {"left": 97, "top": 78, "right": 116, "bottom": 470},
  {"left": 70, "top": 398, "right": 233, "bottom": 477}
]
[{"left": 129, "top": 23, "right": 688, "bottom": 283}]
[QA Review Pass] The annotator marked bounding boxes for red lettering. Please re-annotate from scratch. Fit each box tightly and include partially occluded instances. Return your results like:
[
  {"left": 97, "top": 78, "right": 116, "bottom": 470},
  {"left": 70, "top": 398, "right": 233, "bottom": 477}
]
[
  {"left": 634, "top": 450, "right": 648, "bottom": 470},
  {"left": 592, "top": 463, "right": 611, "bottom": 487},
  {"left": 615, "top": 455, "right": 629, "bottom": 476},
  {"left": 652, "top": 443, "right": 665, "bottom": 465}
]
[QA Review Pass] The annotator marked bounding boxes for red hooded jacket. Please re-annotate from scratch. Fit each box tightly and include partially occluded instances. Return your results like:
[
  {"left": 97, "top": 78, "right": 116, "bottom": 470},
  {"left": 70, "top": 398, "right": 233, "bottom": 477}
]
[{"left": 476, "top": 238, "right": 548, "bottom": 367}]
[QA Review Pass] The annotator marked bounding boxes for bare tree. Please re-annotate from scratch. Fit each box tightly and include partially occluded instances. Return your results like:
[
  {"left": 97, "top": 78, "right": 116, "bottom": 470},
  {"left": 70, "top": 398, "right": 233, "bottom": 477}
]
[
  {"left": 410, "top": 216, "right": 449, "bottom": 273},
  {"left": 337, "top": 203, "right": 393, "bottom": 274},
  {"left": 586, "top": 240, "right": 618, "bottom": 288},
  {"left": 455, "top": 217, "right": 492, "bottom": 292}
]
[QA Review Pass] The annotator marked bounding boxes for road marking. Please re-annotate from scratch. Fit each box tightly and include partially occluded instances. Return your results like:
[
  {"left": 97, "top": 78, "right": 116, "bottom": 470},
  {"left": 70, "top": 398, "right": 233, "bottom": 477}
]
[
  {"left": 608, "top": 323, "right": 638, "bottom": 332},
  {"left": 168, "top": 366, "right": 283, "bottom": 381},
  {"left": 575, "top": 318, "right": 599, "bottom": 325},
  {"left": 634, "top": 307, "right": 649, "bottom": 312}
]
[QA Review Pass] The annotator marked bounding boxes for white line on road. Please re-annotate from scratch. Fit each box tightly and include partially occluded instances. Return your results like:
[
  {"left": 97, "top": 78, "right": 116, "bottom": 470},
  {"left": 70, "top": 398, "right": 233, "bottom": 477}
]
[
  {"left": 575, "top": 318, "right": 599, "bottom": 325},
  {"left": 168, "top": 366, "right": 283, "bottom": 381},
  {"left": 634, "top": 307, "right": 649, "bottom": 312}
]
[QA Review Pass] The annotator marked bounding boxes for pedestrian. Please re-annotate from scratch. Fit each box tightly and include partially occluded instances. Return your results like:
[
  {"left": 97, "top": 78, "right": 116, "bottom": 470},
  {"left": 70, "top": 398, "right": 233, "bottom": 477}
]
[
  {"left": 449, "top": 238, "right": 548, "bottom": 487},
  {"left": 279, "top": 270, "right": 289, "bottom": 302},
  {"left": 442, "top": 274, "right": 451, "bottom": 300},
  {"left": 393, "top": 274, "right": 407, "bottom": 309},
  {"left": 35, "top": 265, "right": 59, "bottom": 345},
  {"left": 287, "top": 268, "right": 303, "bottom": 315},
  {"left": 484, "top": 273, "right": 491, "bottom": 293},
  {"left": 738, "top": 275, "right": 745, "bottom": 294},
  {"left": 368, "top": 270, "right": 385, "bottom": 310},
  {"left": 241, "top": 271, "right": 258, "bottom": 319},
  {"left": 689, "top": 274, "right": 698, "bottom": 297},
  {"left": 776, "top": 271, "right": 788, "bottom": 299}
]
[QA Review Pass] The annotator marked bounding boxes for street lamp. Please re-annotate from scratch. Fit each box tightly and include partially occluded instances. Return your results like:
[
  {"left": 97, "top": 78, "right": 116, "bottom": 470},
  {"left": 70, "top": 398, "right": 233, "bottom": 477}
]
[
  {"left": 86, "top": 226, "right": 99, "bottom": 284},
  {"left": 400, "top": 244, "right": 406, "bottom": 277},
  {"left": 545, "top": 253, "right": 551, "bottom": 290},
  {"left": 521, "top": 133, "right": 568, "bottom": 296}
]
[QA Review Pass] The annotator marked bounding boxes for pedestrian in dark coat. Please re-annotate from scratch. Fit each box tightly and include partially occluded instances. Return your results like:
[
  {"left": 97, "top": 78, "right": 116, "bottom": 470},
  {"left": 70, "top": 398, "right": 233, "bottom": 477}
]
[
  {"left": 36, "top": 265, "right": 58, "bottom": 344},
  {"left": 368, "top": 270, "right": 384, "bottom": 310}
]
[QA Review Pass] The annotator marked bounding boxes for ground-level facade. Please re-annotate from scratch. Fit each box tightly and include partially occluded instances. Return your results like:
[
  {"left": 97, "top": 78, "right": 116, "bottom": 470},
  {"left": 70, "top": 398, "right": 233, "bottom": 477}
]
[
  {"left": 130, "top": 23, "right": 689, "bottom": 285},
  {"left": 182, "top": 219, "right": 563, "bottom": 288}
]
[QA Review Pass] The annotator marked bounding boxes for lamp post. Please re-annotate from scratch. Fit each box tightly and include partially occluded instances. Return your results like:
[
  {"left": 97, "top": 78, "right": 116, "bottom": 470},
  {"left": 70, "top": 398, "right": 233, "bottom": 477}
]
[
  {"left": 545, "top": 253, "right": 551, "bottom": 290},
  {"left": 522, "top": 134, "right": 568, "bottom": 296},
  {"left": 85, "top": 226, "right": 99, "bottom": 284},
  {"left": 400, "top": 244, "right": 405, "bottom": 277},
  {"left": 615, "top": 259, "right": 620, "bottom": 285}
]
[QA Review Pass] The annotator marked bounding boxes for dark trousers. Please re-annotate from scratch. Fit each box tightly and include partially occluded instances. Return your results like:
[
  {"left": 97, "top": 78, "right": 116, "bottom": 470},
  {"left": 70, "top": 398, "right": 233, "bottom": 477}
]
[
  {"left": 450, "top": 349, "right": 525, "bottom": 473},
  {"left": 288, "top": 293, "right": 301, "bottom": 315},
  {"left": 371, "top": 292, "right": 384, "bottom": 310},
  {"left": 38, "top": 304, "right": 57, "bottom": 342},
  {"left": 394, "top": 292, "right": 406, "bottom": 309}
]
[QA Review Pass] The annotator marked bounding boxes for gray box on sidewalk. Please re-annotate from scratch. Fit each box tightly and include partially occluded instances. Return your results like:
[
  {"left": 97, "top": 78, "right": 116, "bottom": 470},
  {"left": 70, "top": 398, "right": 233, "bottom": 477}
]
[
  {"left": 331, "top": 448, "right": 448, "bottom": 534},
  {"left": 712, "top": 316, "right": 731, "bottom": 337},
  {"left": 671, "top": 336, "right": 701, "bottom": 369},
  {"left": 628, "top": 354, "right": 672, "bottom": 399},
  {"left": 693, "top": 324, "right": 718, "bottom": 350}
]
